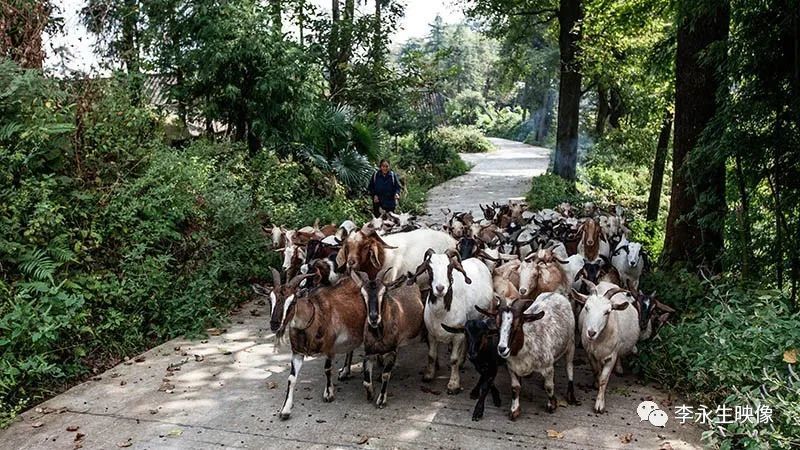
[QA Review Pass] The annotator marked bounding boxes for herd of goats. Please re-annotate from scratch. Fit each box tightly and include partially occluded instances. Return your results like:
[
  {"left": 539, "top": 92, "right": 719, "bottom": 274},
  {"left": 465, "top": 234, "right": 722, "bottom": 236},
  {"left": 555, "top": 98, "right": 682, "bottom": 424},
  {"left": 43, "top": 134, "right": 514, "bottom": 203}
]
[{"left": 253, "top": 201, "right": 676, "bottom": 422}]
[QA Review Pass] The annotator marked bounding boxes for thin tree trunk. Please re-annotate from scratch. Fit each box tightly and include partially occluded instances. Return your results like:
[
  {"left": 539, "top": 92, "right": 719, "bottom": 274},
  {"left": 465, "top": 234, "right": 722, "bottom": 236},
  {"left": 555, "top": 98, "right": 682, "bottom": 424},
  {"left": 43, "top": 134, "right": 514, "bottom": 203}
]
[
  {"left": 734, "top": 150, "right": 752, "bottom": 278},
  {"left": 329, "top": 0, "right": 341, "bottom": 99},
  {"left": 553, "top": 0, "right": 583, "bottom": 181},
  {"left": 663, "top": 0, "right": 729, "bottom": 272},
  {"left": 608, "top": 86, "right": 624, "bottom": 128},
  {"left": 270, "top": 0, "right": 282, "bottom": 34},
  {"left": 595, "top": 85, "right": 608, "bottom": 137},
  {"left": 646, "top": 109, "right": 672, "bottom": 221},
  {"left": 298, "top": 0, "right": 304, "bottom": 46}
]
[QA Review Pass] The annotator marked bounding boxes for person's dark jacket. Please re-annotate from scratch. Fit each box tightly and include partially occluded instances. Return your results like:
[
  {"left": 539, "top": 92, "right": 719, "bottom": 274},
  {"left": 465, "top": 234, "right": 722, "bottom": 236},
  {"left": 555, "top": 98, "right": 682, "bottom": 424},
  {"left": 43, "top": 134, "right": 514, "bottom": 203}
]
[{"left": 368, "top": 170, "right": 401, "bottom": 210}]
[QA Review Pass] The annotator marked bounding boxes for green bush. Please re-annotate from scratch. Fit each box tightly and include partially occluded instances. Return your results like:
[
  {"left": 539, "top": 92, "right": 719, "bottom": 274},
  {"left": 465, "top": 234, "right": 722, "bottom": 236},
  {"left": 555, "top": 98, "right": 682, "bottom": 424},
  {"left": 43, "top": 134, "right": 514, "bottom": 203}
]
[
  {"left": 445, "top": 90, "right": 486, "bottom": 126},
  {"left": 635, "top": 278, "right": 800, "bottom": 449},
  {"left": 525, "top": 173, "right": 588, "bottom": 211},
  {"left": 430, "top": 125, "right": 493, "bottom": 154},
  {"left": 477, "top": 104, "right": 524, "bottom": 139},
  {"left": 385, "top": 133, "right": 469, "bottom": 214}
]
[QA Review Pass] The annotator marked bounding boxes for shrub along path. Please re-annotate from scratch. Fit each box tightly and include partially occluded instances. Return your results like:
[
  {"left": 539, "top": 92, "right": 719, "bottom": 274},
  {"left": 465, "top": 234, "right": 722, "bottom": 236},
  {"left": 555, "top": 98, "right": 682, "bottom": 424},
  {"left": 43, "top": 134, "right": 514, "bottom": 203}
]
[{"left": 0, "top": 138, "right": 703, "bottom": 449}]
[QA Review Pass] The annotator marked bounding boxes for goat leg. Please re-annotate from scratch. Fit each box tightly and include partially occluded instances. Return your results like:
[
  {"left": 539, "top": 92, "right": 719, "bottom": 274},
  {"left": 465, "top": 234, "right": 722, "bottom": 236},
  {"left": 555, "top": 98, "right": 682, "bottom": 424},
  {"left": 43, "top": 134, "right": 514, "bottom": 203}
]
[
  {"left": 337, "top": 351, "right": 353, "bottom": 381},
  {"left": 509, "top": 370, "right": 522, "bottom": 421},
  {"left": 279, "top": 353, "right": 304, "bottom": 420},
  {"left": 490, "top": 382, "right": 501, "bottom": 407},
  {"left": 323, "top": 357, "right": 335, "bottom": 402},
  {"left": 594, "top": 355, "right": 615, "bottom": 414},
  {"left": 470, "top": 372, "right": 486, "bottom": 399},
  {"left": 446, "top": 336, "right": 465, "bottom": 394},
  {"left": 363, "top": 357, "right": 374, "bottom": 401},
  {"left": 541, "top": 365, "right": 557, "bottom": 413},
  {"left": 375, "top": 351, "right": 396, "bottom": 409},
  {"left": 423, "top": 339, "right": 437, "bottom": 382},
  {"left": 566, "top": 339, "right": 577, "bottom": 405},
  {"left": 472, "top": 375, "right": 492, "bottom": 421}
]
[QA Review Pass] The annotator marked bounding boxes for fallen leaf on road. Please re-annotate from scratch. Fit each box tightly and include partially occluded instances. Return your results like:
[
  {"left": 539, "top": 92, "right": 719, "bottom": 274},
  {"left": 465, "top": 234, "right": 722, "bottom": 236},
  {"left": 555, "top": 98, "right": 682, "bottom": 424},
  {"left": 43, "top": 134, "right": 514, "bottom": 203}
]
[
  {"left": 31, "top": 422, "right": 44, "bottom": 428},
  {"left": 91, "top": 376, "right": 101, "bottom": 381},
  {"left": 267, "top": 381, "right": 277, "bottom": 389},
  {"left": 35, "top": 407, "right": 55, "bottom": 415},
  {"left": 110, "top": 373, "right": 120, "bottom": 378},
  {"left": 66, "top": 425, "right": 80, "bottom": 432},
  {"left": 194, "top": 354, "right": 204, "bottom": 362},
  {"left": 75, "top": 433, "right": 85, "bottom": 441},
  {"left": 116, "top": 438, "right": 132, "bottom": 447},
  {"left": 557, "top": 398, "right": 567, "bottom": 407},
  {"left": 167, "top": 429, "right": 183, "bottom": 438},
  {"left": 174, "top": 346, "right": 181, "bottom": 351},
  {"left": 357, "top": 435, "right": 369, "bottom": 445},
  {"left": 620, "top": 433, "right": 633, "bottom": 444},
  {"left": 784, "top": 348, "right": 797, "bottom": 364},
  {"left": 119, "top": 380, "right": 126, "bottom": 386},
  {"left": 420, "top": 386, "right": 441, "bottom": 396},
  {"left": 250, "top": 309, "right": 261, "bottom": 316},
  {"left": 659, "top": 443, "right": 674, "bottom": 450},
  {"left": 149, "top": 409, "right": 158, "bottom": 415},
  {"left": 133, "top": 355, "right": 146, "bottom": 363},
  {"left": 158, "top": 382, "right": 175, "bottom": 392},
  {"left": 207, "top": 328, "right": 226, "bottom": 336},
  {"left": 546, "top": 429, "right": 564, "bottom": 439}
]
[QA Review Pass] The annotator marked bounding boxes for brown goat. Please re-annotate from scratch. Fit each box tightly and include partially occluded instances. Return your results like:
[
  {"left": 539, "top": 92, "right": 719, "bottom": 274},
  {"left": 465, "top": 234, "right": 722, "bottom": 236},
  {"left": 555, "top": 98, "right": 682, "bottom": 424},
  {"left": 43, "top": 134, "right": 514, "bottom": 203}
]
[
  {"left": 336, "top": 228, "right": 396, "bottom": 279},
  {"left": 517, "top": 255, "right": 569, "bottom": 299},
  {"left": 577, "top": 218, "right": 608, "bottom": 261},
  {"left": 351, "top": 268, "right": 423, "bottom": 408},
  {"left": 278, "top": 278, "right": 366, "bottom": 420}
]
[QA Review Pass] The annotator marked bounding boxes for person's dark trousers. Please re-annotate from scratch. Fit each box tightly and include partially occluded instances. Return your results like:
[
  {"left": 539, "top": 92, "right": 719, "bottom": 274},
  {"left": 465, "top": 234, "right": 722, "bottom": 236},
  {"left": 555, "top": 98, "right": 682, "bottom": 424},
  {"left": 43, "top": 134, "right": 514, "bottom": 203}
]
[{"left": 373, "top": 203, "right": 395, "bottom": 218}]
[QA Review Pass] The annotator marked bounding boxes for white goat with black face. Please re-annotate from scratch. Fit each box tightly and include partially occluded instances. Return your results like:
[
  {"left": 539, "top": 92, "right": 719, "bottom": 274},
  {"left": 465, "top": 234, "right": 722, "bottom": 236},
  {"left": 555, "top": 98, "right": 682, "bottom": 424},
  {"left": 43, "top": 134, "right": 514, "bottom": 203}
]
[
  {"left": 610, "top": 236, "right": 644, "bottom": 291},
  {"left": 408, "top": 248, "right": 493, "bottom": 395},
  {"left": 574, "top": 280, "right": 640, "bottom": 413},
  {"left": 482, "top": 292, "right": 576, "bottom": 419}
]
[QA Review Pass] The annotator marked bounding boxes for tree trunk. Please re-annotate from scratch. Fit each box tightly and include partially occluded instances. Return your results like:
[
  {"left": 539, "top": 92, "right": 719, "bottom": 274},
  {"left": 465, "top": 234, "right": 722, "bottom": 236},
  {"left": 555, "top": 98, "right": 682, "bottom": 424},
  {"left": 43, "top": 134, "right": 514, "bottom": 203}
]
[
  {"left": 595, "top": 85, "right": 608, "bottom": 137},
  {"left": 298, "top": 0, "right": 304, "bottom": 46},
  {"left": 270, "top": 0, "right": 282, "bottom": 34},
  {"left": 0, "top": 1, "right": 49, "bottom": 69},
  {"left": 553, "top": 0, "right": 583, "bottom": 181},
  {"left": 646, "top": 109, "right": 672, "bottom": 221},
  {"left": 329, "top": 0, "right": 342, "bottom": 99},
  {"left": 733, "top": 150, "right": 752, "bottom": 278},
  {"left": 663, "top": 0, "right": 729, "bottom": 271},
  {"left": 608, "top": 86, "right": 624, "bottom": 128},
  {"left": 372, "top": 0, "right": 383, "bottom": 70}
]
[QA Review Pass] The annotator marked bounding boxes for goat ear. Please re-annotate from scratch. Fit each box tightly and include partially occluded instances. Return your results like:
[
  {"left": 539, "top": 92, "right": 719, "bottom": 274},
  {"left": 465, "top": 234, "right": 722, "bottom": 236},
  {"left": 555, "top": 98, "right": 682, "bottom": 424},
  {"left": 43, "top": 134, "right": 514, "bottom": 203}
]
[
  {"left": 523, "top": 310, "right": 545, "bottom": 322},
  {"left": 369, "top": 244, "right": 382, "bottom": 270},
  {"left": 274, "top": 247, "right": 285, "bottom": 253},
  {"left": 271, "top": 268, "right": 282, "bottom": 289},
  {"left": 654, "top": 299, "right": 676, "bottom": 313},
  {"left": 612, "top": 301, "right": 630, "bottom": 311},
  {"left": 335, "top": 246, "right": 347, "bottom": 267},
  {"left": 571, "top": 288, "right": 588, "bottom": 305},
  {"left": 475, "top": 305, "right": 496, "bottom": 317},
  {"left": 441, "top": 323, "right": 465, "bottom": 334},
  {"left": 657, "top": 312, "right": 671, "bottom": 324}
]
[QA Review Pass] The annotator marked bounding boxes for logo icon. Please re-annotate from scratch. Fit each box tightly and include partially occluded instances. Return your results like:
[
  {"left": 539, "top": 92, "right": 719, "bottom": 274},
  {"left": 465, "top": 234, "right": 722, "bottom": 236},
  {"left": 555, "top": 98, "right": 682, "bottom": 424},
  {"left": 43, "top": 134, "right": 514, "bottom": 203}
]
[{"left": 637, "top": 400, "right": 668, "bottom": 427}]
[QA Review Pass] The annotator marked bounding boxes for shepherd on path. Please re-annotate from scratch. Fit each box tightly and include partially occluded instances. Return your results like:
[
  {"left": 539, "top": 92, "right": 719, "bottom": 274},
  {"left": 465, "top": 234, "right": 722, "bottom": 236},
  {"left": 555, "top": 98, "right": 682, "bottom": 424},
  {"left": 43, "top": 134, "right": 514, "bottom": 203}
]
[{"left": 368, "top": 159, "right": 401, "bottom": 218}]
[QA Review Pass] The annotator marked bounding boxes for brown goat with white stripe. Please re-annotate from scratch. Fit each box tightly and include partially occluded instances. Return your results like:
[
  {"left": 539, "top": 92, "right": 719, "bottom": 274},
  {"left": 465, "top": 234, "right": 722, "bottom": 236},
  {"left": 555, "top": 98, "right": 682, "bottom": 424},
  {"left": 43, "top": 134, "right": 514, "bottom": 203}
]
[{"left": 278, "top": 278, "right": 366, "bottom": 420}]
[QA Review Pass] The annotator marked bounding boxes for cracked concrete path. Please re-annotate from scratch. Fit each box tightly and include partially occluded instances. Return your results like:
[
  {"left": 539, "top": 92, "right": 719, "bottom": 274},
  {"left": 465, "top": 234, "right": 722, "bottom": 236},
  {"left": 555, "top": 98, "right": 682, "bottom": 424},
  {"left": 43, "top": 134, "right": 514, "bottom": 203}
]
[{"left": 0, "top": 137, "right": 704, "bottom": 449}]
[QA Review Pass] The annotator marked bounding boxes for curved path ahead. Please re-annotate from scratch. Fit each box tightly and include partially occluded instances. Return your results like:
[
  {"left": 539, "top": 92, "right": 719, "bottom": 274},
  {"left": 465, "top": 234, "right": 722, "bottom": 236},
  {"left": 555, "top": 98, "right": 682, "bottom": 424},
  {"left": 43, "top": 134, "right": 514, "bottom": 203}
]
[{"left": 0, "top": 138, "right": 703, "bottom": 449}]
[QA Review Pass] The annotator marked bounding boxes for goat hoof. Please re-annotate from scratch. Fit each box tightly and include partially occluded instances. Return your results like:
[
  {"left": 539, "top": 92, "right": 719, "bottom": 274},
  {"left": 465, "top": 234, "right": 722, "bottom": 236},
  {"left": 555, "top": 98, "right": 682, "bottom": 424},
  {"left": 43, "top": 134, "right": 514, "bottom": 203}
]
[
  {"left": 446, "top": 387, "right": 462, "bottom": 395},
  {"left": 278, "top": 412, "right": 291, "bottom": 420},
  {"left": 594, "top": 403, "right": 605, "bottom": 414},
  {"left": 508, "top": 409, "right": 520, "bottom": 421},
  {"left": 422, "top": 374, "right": 434, "bottom": 383},
  {"left": 546, "top": 399, "right": 557, "bottom": 413},
  {"left": 337, "top": 373, "right": 350, "bottom": 381},
  {"left": 323, "top": 394, "right": 334, "bottom": 403}
]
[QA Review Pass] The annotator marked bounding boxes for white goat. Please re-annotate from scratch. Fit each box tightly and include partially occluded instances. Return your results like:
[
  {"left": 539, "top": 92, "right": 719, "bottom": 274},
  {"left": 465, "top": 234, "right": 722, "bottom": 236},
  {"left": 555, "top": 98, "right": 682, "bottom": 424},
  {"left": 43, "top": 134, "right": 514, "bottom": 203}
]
[
  {"left": 574, "top": 281, "right": 640, "bottom": 413},
  {"left": 490, "top": 292, "right": 576, "bottom": 419},
  {"left": 611, "top": 236, "right": 644, "bottom": 291},
  {"left": 410, "top": 249, "right": 493, "bottom": 394}
]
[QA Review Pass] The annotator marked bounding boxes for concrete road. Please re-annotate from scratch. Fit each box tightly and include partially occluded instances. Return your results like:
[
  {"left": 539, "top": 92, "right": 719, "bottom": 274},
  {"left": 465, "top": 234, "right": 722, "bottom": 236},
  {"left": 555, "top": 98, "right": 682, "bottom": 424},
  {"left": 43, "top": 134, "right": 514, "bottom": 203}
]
[
  {"left": 423, "top": 138, "right": 551, "bottom": 220},
  {"left": 0, "top": 137, "right": 704, "bottom": 449}
]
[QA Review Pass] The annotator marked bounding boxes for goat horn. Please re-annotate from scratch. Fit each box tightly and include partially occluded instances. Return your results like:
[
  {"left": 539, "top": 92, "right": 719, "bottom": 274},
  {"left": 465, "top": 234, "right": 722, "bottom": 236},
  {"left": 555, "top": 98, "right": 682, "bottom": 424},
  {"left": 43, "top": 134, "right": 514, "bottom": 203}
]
[
  {"left": 555, "top": 257, "right": 569, "bottom": 264},
  {"left": 654, "top": 299, "right": 676, "bottom": 313},
  {"left": 604, "top": 287, "right": 629, "bottom": 300},
  {"left": 288, "top": 272, "right": 314, "bottom": 288},
  {"left": 581, "top": 278, "right": 598, "bottom": 295},
  {"left": 445, "top": 248, "right": 461, "bottom": 262}
]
